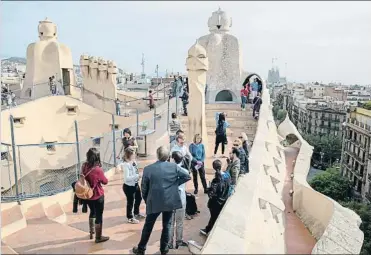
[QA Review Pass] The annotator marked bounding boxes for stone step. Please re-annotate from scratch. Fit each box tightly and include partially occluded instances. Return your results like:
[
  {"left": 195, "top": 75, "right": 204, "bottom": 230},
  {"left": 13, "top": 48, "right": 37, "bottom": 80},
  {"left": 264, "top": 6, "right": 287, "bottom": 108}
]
[
  {"left": 205, "top": 103, "right": 242, "bottom": 110},
  {"left": 205, "top": 110, "right": 254, "bottom": 118},
  {"left": 180, "top": 118, "right": 257, "bottom": 127}
]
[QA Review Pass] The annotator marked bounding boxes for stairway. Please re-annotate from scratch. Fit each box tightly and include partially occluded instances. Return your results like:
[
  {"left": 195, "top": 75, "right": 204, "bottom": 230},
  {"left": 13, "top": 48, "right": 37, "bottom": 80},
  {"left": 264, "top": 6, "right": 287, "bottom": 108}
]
[{"left": 179, "top": 103, "right": 258, "bottom": 173}]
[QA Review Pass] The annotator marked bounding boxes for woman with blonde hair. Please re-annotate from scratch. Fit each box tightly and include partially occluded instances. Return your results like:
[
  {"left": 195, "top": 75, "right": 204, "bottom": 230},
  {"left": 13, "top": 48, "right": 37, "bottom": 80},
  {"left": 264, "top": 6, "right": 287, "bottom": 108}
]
[
  {"left": 232, "top": 138, "right": 249, "bottom": 175},
  {"left": 239, "top": 132, "right": 250, "bottom": 155},
  {"left": 189, "top": 134, "right": 207, "bottom": 194}
]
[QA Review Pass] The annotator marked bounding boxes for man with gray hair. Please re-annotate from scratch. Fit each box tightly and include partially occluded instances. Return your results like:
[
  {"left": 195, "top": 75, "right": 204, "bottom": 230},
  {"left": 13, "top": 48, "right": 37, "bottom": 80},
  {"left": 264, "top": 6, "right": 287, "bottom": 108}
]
[{"left": 133, "top": 146, "right": 191, "bottom": 255}]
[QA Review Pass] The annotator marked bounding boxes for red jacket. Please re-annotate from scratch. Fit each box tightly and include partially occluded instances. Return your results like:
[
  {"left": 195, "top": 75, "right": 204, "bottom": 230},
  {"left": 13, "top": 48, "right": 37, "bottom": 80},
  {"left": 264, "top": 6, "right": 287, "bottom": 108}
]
[{"left": 82, "top": 163, "right": 108, "bottom": 200}]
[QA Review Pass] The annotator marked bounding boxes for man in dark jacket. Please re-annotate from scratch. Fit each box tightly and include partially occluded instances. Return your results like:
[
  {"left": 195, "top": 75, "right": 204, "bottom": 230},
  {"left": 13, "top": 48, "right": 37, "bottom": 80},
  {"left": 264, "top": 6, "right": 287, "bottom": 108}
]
[{"left": 133, "top": 146, "right": 191, "bottom": 255}]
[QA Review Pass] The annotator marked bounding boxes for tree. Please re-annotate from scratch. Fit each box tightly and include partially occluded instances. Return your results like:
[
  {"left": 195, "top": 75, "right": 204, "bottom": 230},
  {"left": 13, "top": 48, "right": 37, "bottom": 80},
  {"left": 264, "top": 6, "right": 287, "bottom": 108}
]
[
  {"left": 362, "top": 101, "right": 371, "bottom": 110},
  {"left": 310, "top": 168, "right": 371, "bottom": 255},
  {"left": 276, "top": 109, "right": 287, "bottom": 124},
  {"left": 303, "top": 134, "right": 342, "bottom": 165},
  {"left": 340, "top": 201, "right": 371, "bottom": 255},
  {"left": 309, "top": 168, "right": 352, "bottom": 202}
]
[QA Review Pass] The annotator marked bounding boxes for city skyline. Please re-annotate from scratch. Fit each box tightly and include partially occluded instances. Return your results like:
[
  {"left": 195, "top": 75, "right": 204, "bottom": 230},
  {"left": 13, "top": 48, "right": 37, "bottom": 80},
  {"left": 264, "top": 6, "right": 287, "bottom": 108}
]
[{"left": 1, "top": 1, "right": 371, "bottom": 85}]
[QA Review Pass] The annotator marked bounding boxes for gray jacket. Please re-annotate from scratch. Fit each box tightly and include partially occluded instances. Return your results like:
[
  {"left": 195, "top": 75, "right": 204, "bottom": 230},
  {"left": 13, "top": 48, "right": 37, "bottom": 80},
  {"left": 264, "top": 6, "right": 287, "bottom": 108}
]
[
  {"left": 141, "top": 161, "right": 191, "bottom": 215},
  {"left": 226, "top": 158, "right": 241, "bottom": 185}
]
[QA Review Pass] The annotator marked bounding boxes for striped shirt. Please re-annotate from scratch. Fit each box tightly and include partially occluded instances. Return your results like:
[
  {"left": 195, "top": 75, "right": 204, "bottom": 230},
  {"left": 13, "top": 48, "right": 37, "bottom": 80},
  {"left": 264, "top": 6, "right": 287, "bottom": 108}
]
[{"left": 169, "top": 119, "right": 182, "bottom": 136}]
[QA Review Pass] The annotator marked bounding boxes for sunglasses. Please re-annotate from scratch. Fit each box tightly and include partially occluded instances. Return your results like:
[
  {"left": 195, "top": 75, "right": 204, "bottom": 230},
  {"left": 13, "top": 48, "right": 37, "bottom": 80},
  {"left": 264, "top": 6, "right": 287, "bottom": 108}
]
[
  {"left": 238, "top": 136, "right": 242, "bottom": 139},
  {"left": 233, "top": 144, "right": 239, "bottom": 147}
]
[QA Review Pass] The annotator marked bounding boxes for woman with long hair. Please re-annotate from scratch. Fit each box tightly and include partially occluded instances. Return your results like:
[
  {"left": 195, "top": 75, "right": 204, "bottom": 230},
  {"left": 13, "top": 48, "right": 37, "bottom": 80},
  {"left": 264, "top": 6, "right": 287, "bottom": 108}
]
[
  {"left": 189, "top": 134, "right": 207, "bottom": 194},
  {"left": 82, "top": 148, "right": 109, "bottom": 243},
  {"left": 239, "top": 132, "right": 250, "bottom": 155},
  {"left": 120, "top": 146, "right": 145, "bottom": 224}
]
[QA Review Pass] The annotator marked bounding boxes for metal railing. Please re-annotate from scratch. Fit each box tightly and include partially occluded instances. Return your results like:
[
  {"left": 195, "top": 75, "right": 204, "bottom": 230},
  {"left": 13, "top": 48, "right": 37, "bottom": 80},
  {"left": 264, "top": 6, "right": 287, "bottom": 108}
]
[{"left": 1, "top": 96, "right": 183, "bottom": 203}]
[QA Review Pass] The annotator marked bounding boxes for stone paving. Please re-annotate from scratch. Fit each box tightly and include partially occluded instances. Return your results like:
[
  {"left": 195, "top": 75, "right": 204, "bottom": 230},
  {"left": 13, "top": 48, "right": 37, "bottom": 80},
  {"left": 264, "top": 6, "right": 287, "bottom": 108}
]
[{"left": 283, "top": 147, "right": 316, "bottom": 254}]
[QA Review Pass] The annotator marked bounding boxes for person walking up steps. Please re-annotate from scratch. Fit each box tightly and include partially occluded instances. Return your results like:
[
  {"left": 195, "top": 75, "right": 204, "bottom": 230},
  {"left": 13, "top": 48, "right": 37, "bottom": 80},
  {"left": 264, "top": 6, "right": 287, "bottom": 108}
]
[
  {"left": 213, "top": 113, "right": 230, "bottom": 158},
  {"left": 120, "top": 147, "right": 146, "bottom": 224},
  {"left": 168, "top": 151, "right": 190, "bottom": 250},
  {"left": 189, "top": 134, "right": 207, "bottom": 194},
  {"left": 80, "top": 148, "right": 109, "bottom": 243},
  {"left": 132, "top": 146, "right": 191, "bottom": 255}
]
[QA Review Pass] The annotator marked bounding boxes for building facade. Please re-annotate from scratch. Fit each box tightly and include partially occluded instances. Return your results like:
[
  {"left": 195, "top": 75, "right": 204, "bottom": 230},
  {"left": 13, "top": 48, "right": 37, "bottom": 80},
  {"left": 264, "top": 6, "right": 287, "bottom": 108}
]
[{"left": 341, "top": 107, "right": 371, "bottom": 203}]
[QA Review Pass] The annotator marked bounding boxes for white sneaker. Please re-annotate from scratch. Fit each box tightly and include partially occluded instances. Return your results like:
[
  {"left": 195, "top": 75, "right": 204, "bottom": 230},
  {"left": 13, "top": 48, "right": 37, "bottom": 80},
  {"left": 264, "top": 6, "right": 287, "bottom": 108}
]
[{"left": 128, "top": 218, "right": 140, "bottom": 224}]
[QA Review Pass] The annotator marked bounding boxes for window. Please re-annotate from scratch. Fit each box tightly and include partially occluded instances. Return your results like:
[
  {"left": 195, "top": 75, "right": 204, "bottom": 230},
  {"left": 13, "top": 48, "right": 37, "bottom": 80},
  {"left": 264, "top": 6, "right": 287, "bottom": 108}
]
[
  {"left": 93, "top": 137, "right": 101, "bottom": 146},
  {"left": 13, "top": 117, "right": 26, "bottom": 126},
  {"left": 65, "top": 103, "right": 78, "bottom": 115},
  {"left": 67, "top": 107, "right": 77, "bottom": 114},
  {"left": 45, "top": 142, "right": 56, "bottom": 152},
  {"left": 1, "top": 152, "right": 9, "bottom": 161}
]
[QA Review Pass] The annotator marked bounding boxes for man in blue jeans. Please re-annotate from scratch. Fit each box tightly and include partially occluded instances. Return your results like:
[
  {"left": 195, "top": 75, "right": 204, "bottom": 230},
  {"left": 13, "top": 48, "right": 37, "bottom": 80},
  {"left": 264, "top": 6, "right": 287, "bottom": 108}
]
[{"left": 133, "top": 146, "right": 191, "bottom": 255}]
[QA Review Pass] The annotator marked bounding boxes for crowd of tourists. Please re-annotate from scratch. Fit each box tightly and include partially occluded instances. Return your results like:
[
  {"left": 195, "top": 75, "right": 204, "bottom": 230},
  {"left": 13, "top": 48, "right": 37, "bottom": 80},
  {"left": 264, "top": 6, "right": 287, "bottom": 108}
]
[
  {"left": 72, "top": 76, "right": 264, "bottom": 254},
  {"left": 74, "top": 118, "right": 251, "bottom": 254},
  {"left": 241, "top": 77, "right": 263, "bottom": 119}
]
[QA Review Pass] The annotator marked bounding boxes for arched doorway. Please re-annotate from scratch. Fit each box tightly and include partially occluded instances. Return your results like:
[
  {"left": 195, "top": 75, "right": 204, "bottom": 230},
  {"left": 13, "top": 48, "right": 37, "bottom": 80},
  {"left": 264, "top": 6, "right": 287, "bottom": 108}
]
[
  {"left": 242, "top": 73, "right": 263, "bottom": 86},
  {"left": 215, "top": 90, "right": 233, "bottom": 101}
]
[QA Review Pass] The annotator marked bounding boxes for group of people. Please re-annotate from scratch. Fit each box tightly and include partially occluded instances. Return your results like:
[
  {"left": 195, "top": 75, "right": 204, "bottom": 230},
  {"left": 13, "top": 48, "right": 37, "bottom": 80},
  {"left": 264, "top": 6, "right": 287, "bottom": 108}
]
[
  {"left": 169, "top": 75, "right": 189, "bottom": 116},
  {"left": 240, "top": 77, "right": 263, "bottom": 119},
  {"left": 74, "top": 118, "right": 251, "bottom": 254},
  {"left": 114, "top": 90, "right": 156, "bottom": 116}
]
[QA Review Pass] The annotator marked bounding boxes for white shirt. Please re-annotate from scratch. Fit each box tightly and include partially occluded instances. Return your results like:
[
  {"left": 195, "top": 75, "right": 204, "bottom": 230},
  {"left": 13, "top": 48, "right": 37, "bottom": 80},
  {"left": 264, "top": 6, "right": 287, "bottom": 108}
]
[
  {"left": 170, "top": 143, "right": 193, "bottom": 161},
  {"left": 120, "top": 161, "right": 139, "bottom": 186}
]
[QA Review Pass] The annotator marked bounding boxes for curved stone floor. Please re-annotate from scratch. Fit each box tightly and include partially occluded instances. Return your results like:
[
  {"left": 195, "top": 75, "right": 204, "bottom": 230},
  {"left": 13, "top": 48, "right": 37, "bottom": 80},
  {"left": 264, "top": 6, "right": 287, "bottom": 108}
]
[{"left": 283, "top": 147, "right": 316, "bottom": 254}]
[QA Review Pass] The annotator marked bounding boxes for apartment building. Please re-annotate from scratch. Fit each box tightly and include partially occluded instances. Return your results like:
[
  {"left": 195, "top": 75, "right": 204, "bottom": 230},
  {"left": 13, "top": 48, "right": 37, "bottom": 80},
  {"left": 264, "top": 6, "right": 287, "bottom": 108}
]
[
  {"left": 286, "top": 93, "right": 346, "bottom": 136},
  {"left": 341, "top": 107, "right": 371, "bottom": 202}
]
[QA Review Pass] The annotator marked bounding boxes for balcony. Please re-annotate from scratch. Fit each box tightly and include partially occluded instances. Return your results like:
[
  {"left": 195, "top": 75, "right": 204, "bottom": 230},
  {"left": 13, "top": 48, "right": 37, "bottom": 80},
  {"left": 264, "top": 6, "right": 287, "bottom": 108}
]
[{"left": 347, "top": 118, "right": 371, "bottom": 134}]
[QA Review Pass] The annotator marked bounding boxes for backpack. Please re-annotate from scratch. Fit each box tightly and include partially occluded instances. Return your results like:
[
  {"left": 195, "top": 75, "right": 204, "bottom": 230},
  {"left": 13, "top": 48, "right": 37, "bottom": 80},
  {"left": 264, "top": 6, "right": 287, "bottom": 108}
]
[
  {"left": 186, "top": 192, "right": 198, "bottom": 216},
  {"left": 74, "top": 168, "right": 94, "bottom": 200},
  {"left": 216, "top": 122, "right": 226, "bottom": 136}
]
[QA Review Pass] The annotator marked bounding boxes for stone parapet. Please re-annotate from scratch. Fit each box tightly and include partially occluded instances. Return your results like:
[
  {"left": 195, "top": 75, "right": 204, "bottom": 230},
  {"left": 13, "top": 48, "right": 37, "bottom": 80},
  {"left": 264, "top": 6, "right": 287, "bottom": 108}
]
[
  {"left": 202, "top": 83, "right": 364, "bottom": 254},
  {"left": 277, "top": 115, "right": 364, "bottom": 254},
  {"left": 202, "top": 84, "right": 287, "bottom": 254}
]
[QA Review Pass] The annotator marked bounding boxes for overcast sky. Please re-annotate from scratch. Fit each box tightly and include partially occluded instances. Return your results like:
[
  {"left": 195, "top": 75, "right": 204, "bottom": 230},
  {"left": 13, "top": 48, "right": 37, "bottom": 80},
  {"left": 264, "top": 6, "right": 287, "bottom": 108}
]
[{"left": 1, "top": 1, "right": 371, "bottom": 85}]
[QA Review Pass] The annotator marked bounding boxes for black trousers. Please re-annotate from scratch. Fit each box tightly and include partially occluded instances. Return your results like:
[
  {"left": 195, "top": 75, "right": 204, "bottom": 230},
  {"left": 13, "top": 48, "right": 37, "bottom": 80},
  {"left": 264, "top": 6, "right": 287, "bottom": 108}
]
[
  {"left": 123, "top": 183, "right": 142, "bottom": 219},
  {"left": 214, "top": 135, "right": 226, "bottom": 155},
  {"left": 191, "top": 163, "right": 207, "bottom": 191},
  {"left": 138, "top": 211, "right": 173, "bottom": 252},
  {"left": 87, "top": 195, "right": 105, "bottom": 224},
  {"left": 205, "top": 201, "right": 224, "bottom": 233}
]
